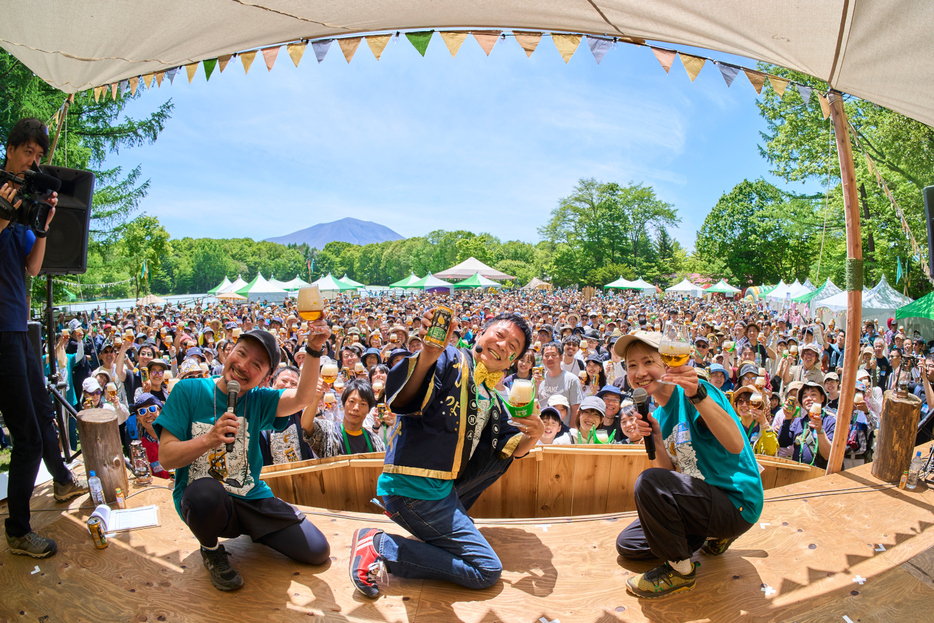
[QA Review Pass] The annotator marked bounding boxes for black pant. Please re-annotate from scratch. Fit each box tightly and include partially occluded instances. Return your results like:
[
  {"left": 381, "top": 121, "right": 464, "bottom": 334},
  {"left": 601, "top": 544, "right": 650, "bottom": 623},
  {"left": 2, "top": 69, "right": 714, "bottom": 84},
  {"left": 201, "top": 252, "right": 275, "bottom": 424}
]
[
  {"left": 616, "top": 468, "right": 754, "bottom": 562},
  {"left": 0, "top": 331, "right": 70, "bottom": 537},
  {"left": 180, "top": 477, "right": 330, "bottom": 565}
]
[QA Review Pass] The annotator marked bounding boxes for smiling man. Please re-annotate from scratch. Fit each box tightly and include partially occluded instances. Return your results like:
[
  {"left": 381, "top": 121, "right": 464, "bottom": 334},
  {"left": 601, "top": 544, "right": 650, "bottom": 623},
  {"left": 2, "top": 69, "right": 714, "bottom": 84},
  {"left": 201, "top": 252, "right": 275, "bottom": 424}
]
[
  {"left": 348, "top": 311, "right": 543, "bottom": 598},
  {"left": 154, "top": 324, "right": 330, "bottom": 591}
]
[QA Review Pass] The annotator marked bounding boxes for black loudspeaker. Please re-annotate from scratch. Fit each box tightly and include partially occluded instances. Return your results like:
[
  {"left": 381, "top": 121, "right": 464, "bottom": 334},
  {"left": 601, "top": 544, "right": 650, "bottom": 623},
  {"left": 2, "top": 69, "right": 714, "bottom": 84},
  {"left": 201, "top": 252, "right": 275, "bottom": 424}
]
[
  {"left": 27, "top": 320, "right": 44, "bottom": 373},
  {"left": 38, "top": 166, "right": 95, "bottom": 276}
]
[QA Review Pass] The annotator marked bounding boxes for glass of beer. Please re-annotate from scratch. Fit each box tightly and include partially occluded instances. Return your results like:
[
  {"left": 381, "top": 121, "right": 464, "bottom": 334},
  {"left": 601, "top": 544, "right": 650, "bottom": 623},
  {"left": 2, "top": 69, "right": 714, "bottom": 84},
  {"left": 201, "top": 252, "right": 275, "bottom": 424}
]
[
  {"left": 355, "top": 362, "right": 366, "bottom": 375},
  {"left": 298, "top": 286, "right": 324, "bottom": 322},
  {"left": 114, "top": 335, "right": 123, "bottom": 347},
  {"left": 199, "top": 362, "right": 210, "bottom": 377},
  {"left": 231, "top": 328, "right": 241, "bottom": 342},
  {"left": 534, "top": 341, "right": 542, "bottom": 353},
  {"left": 106, "top": 382, "right": 117, "bottom": 402},
  {"left": 660, "top": 323, "right": 693, "bottom": 368},
  {"left": 323, "top": 391, "right": 336, "bottom": 407},
  {"left": 509, "top": 379, "right": 533, "bottom": 408},
  {"left": 372, "top": 379, "right": 385, "bottom": 394},
  {"left": 321, "top": 361, "right": 338, "bottom": 386},
  {"left": 579, "top": 370, "right": 589, "bottom": 388},
  {"left": 333, "top": 377, "right": 345, "bottom": 393}
]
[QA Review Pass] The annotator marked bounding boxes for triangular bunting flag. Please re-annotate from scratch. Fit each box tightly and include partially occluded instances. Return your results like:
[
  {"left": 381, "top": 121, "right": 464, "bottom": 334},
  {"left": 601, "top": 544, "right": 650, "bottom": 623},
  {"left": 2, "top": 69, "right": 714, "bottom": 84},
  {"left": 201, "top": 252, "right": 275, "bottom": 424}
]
[
  {"left": 405, "top": 31, "right": 433, "bottom": 57},
  {"left": 185, "top": 63, "right": 198, "bottom": 84},
  {"left": 142, "top": 73, "right": 154, "bottom": 89},
  {"left": 110, "top": 83, "right": 119, "bottom": 99},
  {"left": 796, "top": 84, "right": 813, "bottom": 104},
  {"left": 312, "top": 39, "right": 333, "bottom": 63},
  {"left": 119, "top": 79, "right": 130, "bottom": 96},
  {"left": 53, "top": 110, "right": 60, "bottom": 126},
  {"left": 817, "top": 92, "right": 831, "bottom": 119},
  {"left": 166, "top": 67, "right": 178, "bottom": 84},
  {"left": 366, "top": 35, "right": 391, "bottom": 60},
  {"left": 743, "top": 68, "right": 767, "bottom": 94},
  {"left": 586, "top": 36, "right": 613, "bottom": 65},
  {"left": 651, "top": 47, "right": 677, "bottom": 74},
  {"left": 93, "top": 86, "right": 103, "bottom": 102},
  {"left": 439, "top": 31, "right": 468, "bottom": 57},
  {"left": 240, "top": 50, "right": 256, "bottom": 74},
  {"left": 218, "top": 54, "right": 232, "bottom": 72},
  {"left": 155, "top": 71, "right": 164, "bottom": 87},
  {"left": 472, "top": 30, "right": 501, "bottom": 56},
  {"left": 129, "top": 76, "right": 139, "bottom": 96},
  {"left": 864, "top": 153, "right": 876, "bottom": 176},
  {"left": 286, "top": 43, "right": 305, "bottom": 67},
  {"left": 715, "top": 62, "right": 739, "bottom": 87},
  {"left": 514, "top": 32, "right": 542, "bottom": 57},
  {"left": 680, "top": 54, "right": 705, "bottom": 82},
  {"left": 203, "top": 58, "right": 217, "bottom": 81},
  {"left": 768, "top": 75, "right": 788, "bottom": 98},
  {"left": 552, "top": 34, "right": 582, "bottom": 63},
  {"left": 338, "top": 37, "right": 361, "bottom": 63},
  {"left": 262, "top": 46, "right": 279, "bottom": 71}
]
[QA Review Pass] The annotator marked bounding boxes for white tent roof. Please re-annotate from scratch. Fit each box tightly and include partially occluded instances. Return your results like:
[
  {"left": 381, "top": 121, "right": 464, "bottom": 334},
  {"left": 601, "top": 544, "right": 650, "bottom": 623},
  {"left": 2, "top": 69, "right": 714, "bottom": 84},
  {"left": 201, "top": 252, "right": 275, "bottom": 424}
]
[
  {"left": 802, "top": 278, "right": 816, "bottom": 291},
  {"left": 604, "top": 276, "right": 634, "bottom": 289},
  {"left": 766, "top": 279, "right": 792, "bottom": 301},
  {"left": 435, "top": 257, "right": 513, "bottom": 280},
  {"left": 665, "top": 278, "right": 703, "bottom": 297},
  {"left": 267, "top": 276, "right": 290, "bottom": 290},
  {"left": 814, "top": 275, "right": 912, "bottom": 313},
  {"left": 4, "top": 3, "right": 934, "bottom": 128},
  {"left": 629, "top": 278, "right": 659, "bottom": 294},
  {"left": 236, "top": 272, "right": 288, "bottom": 303},
  {"left": 282, "top": 275, "right": 310, "bottom": 291},
  {"left": 312, "top": 273, "right": 357, "bottom": 292},
  {"left": 218, "top": 274, "right": 248, "bottom": 294}
]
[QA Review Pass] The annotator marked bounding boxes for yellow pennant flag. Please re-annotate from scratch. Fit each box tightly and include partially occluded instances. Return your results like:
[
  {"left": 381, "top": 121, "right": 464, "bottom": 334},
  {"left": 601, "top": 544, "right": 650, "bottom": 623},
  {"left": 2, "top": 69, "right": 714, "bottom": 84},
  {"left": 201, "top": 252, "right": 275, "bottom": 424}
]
[
  {"left": 286, "top": 43, "right": 305, "bottom": 67},
  {"left": 767, "top": 75, "right": 788, "bottom": 98},
  {"left": 218, "top": 54, "right": 232, "bottom": 72},
  {"left": 817, "top": 92, "right": 831, "bottom": 119},
  {"left": 552, "top": 34, "right": 582, "bottom": 63},
  {"left": 241, "top": 50, "right": 257, "bottom": 74},
  {"left": 262, "top": 46, "right": 279, "bottom": 71},
  {"left": 339, "top": 37, "right": 361, "bottom": 63},
  {"left": 514, "top": 32, "right": 542, "bottom": 57},
  {"left": 864, "top": 153, "right": 875, "bottom": 176},
  {"left": 743, "top": 68, "right": 767, "bottom": 94},
  {"left": 93, "top": 86, "right": 103, "bottom": 102},
  {"left": 155, "top": 72, "right": 164, "bottom": 87},
  {"left": 651, "top": 47, "right": 677, "bottom": 74},
  {"left": 366, "top": 35, "right": 391, "bottom": 61},
  {"left": 53, "top": 110, "right": 60, "bottom": 126},
  {"left": 186, "top": 62, "right": 198, "bottom": 83},
  {"left": 142, "top": 73, "right": 154, "bottom": 89},
  {"left": 679, "top": 53, "right": 705, "bottom": 82},
  {"left": 472, "top": 30, "right": 501, "bottom": 56},
  {"left": 440, "top": 31, "right": 468, "bottom": 57},
  {"left": 110, "top": 83, "right": 118, "bottom": 99},
  {"left": 129, "top": 76, "right": 139, "bottom": 96}
]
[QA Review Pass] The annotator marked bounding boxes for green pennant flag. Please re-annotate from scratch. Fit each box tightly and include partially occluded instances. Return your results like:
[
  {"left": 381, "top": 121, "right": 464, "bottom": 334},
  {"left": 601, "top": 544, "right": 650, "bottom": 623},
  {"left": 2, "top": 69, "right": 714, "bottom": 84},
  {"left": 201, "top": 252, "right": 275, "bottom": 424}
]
[
  {"left": 405, "top": 31, "right": 434, "bottom": 57},
  {"left": 140, "top": 259, "right": 149, "bottom": 282},
  {"left": 203, "top": 58, "right": 217, "bottom": 81},
  {"left": 897, "top": 256, "right": 904, "bottom": 283}
]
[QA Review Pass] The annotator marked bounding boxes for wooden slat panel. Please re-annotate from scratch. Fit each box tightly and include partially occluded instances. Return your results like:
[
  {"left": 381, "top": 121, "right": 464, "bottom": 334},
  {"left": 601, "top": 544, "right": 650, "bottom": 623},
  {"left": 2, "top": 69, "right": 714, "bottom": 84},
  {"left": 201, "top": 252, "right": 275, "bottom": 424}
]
[{"left": 536, "top": 450, "right": 575, "bottom": 517}]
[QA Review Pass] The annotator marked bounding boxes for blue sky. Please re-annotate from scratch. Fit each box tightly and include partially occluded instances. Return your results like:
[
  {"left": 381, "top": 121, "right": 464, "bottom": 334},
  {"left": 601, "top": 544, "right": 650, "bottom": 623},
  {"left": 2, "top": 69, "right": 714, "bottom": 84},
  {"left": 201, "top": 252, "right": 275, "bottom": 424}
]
[{"left": 108, "top": 34, "right": 821, "bottom": 252}]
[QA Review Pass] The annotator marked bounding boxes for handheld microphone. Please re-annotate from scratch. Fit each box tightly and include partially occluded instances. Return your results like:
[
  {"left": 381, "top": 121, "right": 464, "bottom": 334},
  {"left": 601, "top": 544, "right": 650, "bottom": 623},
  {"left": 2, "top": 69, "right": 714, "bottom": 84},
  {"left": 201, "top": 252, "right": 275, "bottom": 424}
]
[
  {"left": 225, "top": 380, "right": 240, "bottom": 453},
  {"left": 475, "top": 344, "right": 483, "bottom": 353},
  {"left": 632, "top": 388, "right": 656, "bottom": 461}
]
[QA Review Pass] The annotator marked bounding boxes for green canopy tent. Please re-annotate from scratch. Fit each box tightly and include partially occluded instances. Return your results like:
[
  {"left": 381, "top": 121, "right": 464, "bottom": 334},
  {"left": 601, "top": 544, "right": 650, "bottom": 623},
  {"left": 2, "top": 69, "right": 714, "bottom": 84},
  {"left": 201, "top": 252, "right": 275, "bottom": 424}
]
[
  {"left": 603, "top": 276, "right": 634, "bottom": 289},
  {"left": 896, "top": 291, "right": 934, "bottom": 322},
  {"left": 312, "top": 273, "right": 358, "bottom": 292},
  {"left": 793, "top": 277, "right": 841, "bottom": 304},
  {"left": 389, "top": 273, "right": 422, "bottom": 289},
  {"left": 340, "top": 273, "right": 365, "bottom": 288},
  {"left": 410, "top": 272, "right": 454, "bottom": 291},
  {"left": 705, "top": 279, "right": 741, "bottom": 295},
  {"left": 208, "top": 276, "right": 231, "bottom": 294},
  {"left": 453, "top": 272, "right": 501, "bottom": 289}
]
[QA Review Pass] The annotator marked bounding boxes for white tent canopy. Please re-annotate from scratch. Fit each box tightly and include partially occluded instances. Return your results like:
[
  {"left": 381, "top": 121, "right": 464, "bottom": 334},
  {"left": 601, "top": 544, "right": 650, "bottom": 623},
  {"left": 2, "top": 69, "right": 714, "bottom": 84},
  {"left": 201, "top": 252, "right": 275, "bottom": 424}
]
[
  {"left": 629, "top": 278, "right": 658, "bottom": 295},
  {"left": 665, "top": 278, "right": 704, "bottom": 297},
  {"left": 267, "top": 276, "right": 290, "bottom": 290},
  {"left": 218, "top": 274, "right": 248, "bottom": 294},
  {"left": 604, "top": 276, "right": 634, "bottom": 289},
  {"left": 236, "top": 272, "right": 288, "bottom": 303},
  {"left": 282, "top": 275, "right": 310, "bottom": 291},
  {"left": 814, "top": 275, "right": 912, "bottom": 316},
  {"left": 435, "top": 257, "right": 513, "bottom": 281}
]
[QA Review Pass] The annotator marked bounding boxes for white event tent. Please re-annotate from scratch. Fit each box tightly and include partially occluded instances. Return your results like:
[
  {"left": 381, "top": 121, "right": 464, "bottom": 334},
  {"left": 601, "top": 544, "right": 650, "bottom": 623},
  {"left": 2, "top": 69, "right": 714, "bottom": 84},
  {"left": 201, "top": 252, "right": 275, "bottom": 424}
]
[
  {"left": 813, "top": 275, "right": 913, "bottom": 325},
  {"left": 235, "top": 273, "right": 288, "bottom": 303},
  {"left": 665, "top": 278, "right": 704, "bottom": 297},
  {"left": 218, "top": 275, "right": 248, "bottom": 295}
]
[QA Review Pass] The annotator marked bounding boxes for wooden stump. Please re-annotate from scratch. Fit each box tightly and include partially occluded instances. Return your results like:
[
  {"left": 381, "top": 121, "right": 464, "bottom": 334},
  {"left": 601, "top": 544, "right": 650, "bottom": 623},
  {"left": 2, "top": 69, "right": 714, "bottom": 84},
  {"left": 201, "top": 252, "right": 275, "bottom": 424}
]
[
  {"left": 76, "top": 408, "right": 129, "bottom": 504},
  {"left": 872, "top": 390, "right": 922, "bottom": 483}
]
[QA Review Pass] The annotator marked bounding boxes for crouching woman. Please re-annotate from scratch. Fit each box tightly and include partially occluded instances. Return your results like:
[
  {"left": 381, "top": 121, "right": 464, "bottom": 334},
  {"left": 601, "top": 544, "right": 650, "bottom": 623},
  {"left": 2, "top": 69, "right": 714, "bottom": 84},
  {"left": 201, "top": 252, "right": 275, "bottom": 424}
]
[{"left": 613, "top": 331, "right": 763, "bottom": 598}]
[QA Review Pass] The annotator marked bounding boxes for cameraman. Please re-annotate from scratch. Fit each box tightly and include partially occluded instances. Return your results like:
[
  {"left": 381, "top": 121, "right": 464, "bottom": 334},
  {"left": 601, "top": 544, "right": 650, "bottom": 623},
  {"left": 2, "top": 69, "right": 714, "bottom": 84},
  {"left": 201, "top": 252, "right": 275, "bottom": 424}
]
[{"left": 2, "top": 118, "right": 85, "bottom": 560}]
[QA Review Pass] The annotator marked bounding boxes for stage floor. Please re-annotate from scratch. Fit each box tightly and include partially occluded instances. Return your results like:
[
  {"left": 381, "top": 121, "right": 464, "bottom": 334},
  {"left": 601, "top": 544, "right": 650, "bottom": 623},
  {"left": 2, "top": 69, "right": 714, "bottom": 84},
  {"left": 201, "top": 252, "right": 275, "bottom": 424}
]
[{"left": 2, "top": 451, "right": 934, "bottom": 623}]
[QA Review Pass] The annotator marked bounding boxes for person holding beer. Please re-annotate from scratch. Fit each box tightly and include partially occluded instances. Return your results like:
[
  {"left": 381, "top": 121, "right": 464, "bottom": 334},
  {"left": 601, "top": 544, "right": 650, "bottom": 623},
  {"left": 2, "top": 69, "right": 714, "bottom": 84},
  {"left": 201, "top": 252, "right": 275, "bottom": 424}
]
[{"left": 729, "top": 386, "right": 778, "bottom": 456}]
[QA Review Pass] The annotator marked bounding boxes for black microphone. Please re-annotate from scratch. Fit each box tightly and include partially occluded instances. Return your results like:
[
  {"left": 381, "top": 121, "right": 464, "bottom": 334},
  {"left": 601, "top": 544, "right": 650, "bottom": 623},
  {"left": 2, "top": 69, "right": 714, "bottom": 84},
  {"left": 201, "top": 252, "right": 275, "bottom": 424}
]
[
  {"left": 25, "top": 168, "right": 62, "bottom": 193},
  {"left": 225, "top": 380, "right": 240, "bottom": 453},
  {"left": 632, "top": 388, "right": 656, "bottom": 461},
  {"left": 475, "top": 344, "right": 483, "bottom": 352}
]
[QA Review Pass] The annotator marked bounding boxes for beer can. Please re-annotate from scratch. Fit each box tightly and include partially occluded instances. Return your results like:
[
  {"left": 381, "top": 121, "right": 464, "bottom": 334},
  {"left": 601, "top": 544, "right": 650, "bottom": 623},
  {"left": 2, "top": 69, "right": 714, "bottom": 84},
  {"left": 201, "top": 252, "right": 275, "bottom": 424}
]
[
  {"left": 425, "top": 306, "right": 453, "bottom": 348},
  {"left": 88, "top": 516, "right": 108, "bottom": 549},
  {"left": 140, "top": 366, "right": 150, "bottom": 384}
]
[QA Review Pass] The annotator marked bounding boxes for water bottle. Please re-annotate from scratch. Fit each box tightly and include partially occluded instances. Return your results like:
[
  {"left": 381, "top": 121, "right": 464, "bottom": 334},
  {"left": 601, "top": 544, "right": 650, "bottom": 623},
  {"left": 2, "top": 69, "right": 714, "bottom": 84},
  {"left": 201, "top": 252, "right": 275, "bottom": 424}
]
[
  {"left": 88, "top": 471, "right": 105, "bottom": 505},
  {"left": 906, "top": 451, "right": 923, "bottom": 490}
]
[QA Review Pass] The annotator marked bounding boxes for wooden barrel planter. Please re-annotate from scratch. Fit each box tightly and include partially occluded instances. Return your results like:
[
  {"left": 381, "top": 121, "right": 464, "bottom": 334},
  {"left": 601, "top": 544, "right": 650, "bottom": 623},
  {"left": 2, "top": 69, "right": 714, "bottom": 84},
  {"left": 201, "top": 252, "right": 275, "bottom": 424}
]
[{"left": 260, "top": 446, "right": 824, "bottom": 519}]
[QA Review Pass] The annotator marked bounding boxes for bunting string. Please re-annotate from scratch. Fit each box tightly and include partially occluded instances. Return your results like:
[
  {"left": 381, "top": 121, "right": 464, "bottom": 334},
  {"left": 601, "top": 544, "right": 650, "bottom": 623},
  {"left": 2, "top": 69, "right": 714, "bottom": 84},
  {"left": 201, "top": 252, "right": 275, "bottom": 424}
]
[{"left": 53, "top": 277, "right": 135, "bottom": 289}]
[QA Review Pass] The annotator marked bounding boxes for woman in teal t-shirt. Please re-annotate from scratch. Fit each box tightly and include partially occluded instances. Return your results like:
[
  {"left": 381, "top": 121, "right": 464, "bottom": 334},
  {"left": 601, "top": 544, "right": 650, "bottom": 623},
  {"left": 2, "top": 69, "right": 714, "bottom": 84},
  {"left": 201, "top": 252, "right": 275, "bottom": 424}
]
[{"left": 612, "top": 331, "right": 764, "bottom": 599}]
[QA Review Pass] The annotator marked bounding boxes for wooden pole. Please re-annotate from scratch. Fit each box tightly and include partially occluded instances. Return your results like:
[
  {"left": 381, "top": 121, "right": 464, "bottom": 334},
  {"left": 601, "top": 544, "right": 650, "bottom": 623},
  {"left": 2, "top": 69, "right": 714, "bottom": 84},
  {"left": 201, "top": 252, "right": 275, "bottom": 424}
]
[
  {"left": 76, "top": 407, "right": 130, "bottom": 503},
  {"left": 826, "top": 90, "right": 862, "bottom": 475},
  {"left": 871, "top": 390, "right": 921, "bottom": 482},
  {"left": 46, "top": 94, "right": 74, "bottom": 165}
]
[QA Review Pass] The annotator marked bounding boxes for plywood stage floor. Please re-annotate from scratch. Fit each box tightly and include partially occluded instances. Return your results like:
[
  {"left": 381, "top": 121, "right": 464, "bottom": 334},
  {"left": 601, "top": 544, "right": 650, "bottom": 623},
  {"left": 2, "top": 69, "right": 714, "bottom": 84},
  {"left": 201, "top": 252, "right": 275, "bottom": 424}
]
[{"left": 2, "top": 449, "right": 934, "bottom": 623}]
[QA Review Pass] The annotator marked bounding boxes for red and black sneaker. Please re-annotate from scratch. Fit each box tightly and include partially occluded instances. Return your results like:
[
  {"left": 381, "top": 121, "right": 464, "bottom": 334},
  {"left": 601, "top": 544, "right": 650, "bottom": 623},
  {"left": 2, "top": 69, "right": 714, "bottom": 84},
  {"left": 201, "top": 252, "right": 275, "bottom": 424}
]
[{"left": 349, "top": 528, "right": 384, "bottom": 598}]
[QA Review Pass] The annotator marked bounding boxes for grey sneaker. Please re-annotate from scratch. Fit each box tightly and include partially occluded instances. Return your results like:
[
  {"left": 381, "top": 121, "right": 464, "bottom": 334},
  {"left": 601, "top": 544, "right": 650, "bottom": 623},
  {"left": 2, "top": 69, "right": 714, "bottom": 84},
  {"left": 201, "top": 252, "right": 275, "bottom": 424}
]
[
  {"left": 6, "top": 531, "right": 57, "bottom": 558},
  {"left": 53, "top": 473, "right": 89, "bottom": 502},
  {"left": 201, "top": 545, "right": 243, "bottom": 591}
]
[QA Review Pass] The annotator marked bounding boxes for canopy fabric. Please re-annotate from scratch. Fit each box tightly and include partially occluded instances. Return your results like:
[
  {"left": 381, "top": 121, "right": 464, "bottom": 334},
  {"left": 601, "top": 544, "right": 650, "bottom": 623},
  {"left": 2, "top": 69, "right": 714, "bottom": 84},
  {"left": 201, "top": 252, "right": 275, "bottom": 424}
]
[
  {"left": 340, "top": 274, "right": 365, "bottom": 288},
  {"left": 389, "top": 273, "right": 422, "bottom": 288},
  {"left": 814, "top": 275, "right": 911, "bottom": 313},
  {"left": 628, "top": 278, "right": 659, "bottom": 294},
  {"left": 793, "top": 277, "right": 841, "bottom": 304},
  {"left": 435, "top": 257, "right": 514, "bottom": 281},
  {"left": 766, "top": 280, "right": 794, "bottom": 301},
  {"left": 705, "top": 279, "right": 741, "bottom": 295},
  {"left": 603, "top": 276, "right": 634, "bottom": 289},
  {"left": 897, "top": 291, "right": 934, "bottom": 321},
  {"left": 665, "top": 278, "right": 704, "bottom": 297},
  {"left": 5, "top": 3, "right": 934, "bottom": 129},
  {"left": 453, "top": 272, "right": 502, "bottom": 289},
  {"left": 236, "top": 272, "right": 288, "bottom": 302},
  {"left": 813, "top": 287, "right": 872, "bottom": 313},
  {"left": 208, "top": 276, "right": 231, "bottom": 295},
  {"left": 312, "top": 273, "right": 358, "bottom": 292},
  {"left": 282, "top": 275, "right": 310, "bottom": 291},
  {"left": 137, "top": 294, "right": 166, "bottom": 306},
  {"left": 410, "top": 272, "right": 454, "bottom": 290},
  {"left": 802, "top": 278, "right": 816, "bottom": 291},
  {"left": 267, "top": 276, "right": 290, "bottom": 290},
  {"left": 521, "top": 277, "right": 553, "bottom": 290},
  {"left": 218, "top": 275, "right": 247, "bottom": 294}
]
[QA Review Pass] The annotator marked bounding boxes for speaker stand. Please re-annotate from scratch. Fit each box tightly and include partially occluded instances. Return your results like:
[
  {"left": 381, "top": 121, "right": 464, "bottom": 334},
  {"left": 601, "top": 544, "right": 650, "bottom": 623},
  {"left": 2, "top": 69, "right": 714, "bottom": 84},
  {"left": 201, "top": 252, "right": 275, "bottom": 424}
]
[{"left": 45, "top": 275, "right": 78, "bottom": 463}]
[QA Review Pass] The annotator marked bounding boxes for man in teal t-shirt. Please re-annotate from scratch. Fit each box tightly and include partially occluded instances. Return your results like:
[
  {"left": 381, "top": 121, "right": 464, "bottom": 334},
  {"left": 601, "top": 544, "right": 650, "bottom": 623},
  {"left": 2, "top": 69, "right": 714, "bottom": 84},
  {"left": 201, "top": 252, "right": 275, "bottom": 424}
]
[
  {"left": 153, "top": 326, "right": 330, "bottom": 592},
  {"left": 612, "top": 331, "right": 764, "bottom": 599}
]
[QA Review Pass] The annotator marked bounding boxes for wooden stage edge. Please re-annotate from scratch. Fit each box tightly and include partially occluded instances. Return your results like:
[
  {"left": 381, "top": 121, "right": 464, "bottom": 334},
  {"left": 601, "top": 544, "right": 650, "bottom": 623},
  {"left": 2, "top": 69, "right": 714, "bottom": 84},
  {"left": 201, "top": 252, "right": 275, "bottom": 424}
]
[{"left": 2, "top": 448, "right": 934, "bottom": 623}]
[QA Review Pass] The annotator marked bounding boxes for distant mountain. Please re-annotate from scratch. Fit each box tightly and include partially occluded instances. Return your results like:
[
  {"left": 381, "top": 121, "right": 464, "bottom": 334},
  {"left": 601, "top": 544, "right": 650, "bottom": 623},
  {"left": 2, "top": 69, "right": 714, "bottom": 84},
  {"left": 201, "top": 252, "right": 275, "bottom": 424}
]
[{"left": 265, "top": 217, "right": 404, "bottom": 249}]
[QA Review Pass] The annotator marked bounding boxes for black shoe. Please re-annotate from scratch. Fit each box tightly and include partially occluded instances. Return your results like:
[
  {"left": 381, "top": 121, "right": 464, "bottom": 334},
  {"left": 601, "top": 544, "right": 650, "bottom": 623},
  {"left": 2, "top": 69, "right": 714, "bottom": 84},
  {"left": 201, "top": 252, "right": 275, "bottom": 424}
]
[
  {"left": 200, "top": 545, "right": 243, "bottom": 591},
  {"left": 701, "top": 537, "right": 737, "bottom": 556}
]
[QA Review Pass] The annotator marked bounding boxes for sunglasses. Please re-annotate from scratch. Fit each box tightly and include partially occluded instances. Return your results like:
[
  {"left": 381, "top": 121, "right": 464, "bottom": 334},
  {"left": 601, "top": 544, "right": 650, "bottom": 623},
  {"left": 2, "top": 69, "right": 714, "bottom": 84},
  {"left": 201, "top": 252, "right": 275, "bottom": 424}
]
[
  {"left": 150, "top": 369, "right": 165, "bottom": 376},
  {"left": 23, "top": 119, "right": 49, "bottom": 135},
  {"left": 137, "top": 405, "right": 160, "bottom": 417}
]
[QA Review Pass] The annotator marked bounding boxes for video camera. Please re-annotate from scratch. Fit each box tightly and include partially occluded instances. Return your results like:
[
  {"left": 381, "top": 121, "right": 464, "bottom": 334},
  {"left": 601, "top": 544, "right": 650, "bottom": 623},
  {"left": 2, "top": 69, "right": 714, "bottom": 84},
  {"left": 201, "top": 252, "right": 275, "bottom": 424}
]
[{"left": 0, "top": 165, "right": 62, "bottom": 231}]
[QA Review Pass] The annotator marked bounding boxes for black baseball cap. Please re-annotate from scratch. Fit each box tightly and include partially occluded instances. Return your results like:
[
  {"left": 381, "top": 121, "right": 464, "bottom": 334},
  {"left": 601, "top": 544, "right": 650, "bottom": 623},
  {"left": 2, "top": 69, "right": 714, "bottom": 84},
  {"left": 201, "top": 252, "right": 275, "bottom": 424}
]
[{"left": 239, "top": 329, "right": 280, "bottom": 374}]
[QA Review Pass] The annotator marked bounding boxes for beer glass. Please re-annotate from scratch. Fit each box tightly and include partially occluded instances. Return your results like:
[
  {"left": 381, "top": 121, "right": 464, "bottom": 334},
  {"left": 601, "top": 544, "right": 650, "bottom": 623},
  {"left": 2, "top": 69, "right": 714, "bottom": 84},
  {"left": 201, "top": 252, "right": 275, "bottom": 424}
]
[
  {"left": 321, "top": 361, "right": 338, "bottom": 386},
  {"left": 660, "top": 323, "right": 692, "bottom": 368},
  {"left": 298, "top": 286, "right": 324, "bottom": 322}
]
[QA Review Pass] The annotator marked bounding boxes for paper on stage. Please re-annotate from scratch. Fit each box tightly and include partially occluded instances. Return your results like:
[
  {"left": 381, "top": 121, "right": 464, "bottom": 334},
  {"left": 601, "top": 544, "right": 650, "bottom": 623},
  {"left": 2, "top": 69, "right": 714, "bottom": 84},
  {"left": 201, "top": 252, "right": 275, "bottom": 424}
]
[{"left": 89, "top": 504, "right": 160, "bottom": 532}]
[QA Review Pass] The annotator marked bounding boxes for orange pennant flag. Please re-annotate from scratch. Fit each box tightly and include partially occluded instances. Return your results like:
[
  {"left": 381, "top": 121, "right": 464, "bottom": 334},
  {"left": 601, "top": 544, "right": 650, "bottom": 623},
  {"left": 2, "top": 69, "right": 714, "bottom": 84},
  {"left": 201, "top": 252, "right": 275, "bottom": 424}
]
[
  {"left": 651, "top": 47, "right": 677, "bottom": 74},
  {"left": 129, "top": 76, "right": 139, "bottom": 95},
  {"left": 339, "top": 37, "right": 361, "bottom": 63},
  {"left": 186, "top": 62, "right": 198, "bottom": 83},
  {"left": 864, "top": 153, "right": 875, "bottom": 176},
  {"left": 743, "top": 68, "right": 767, "bottom": 94},
  {"left": 472, "top": 30, "right": 501, "bottom": 56},
  {"left": 218, "top": 54, "right": 232, "bottom": 72},
  {"left": 241, "top": 50, "right": 257, "bottom": 74},
  {"left": 93, "top": 86, "right": 103, "bottom": 102},
  {"left": 514, "top": 32, "right": 542, "bottom": 57},
  {"left": 440, "top": 32, "right": 468, "bottom": 57},
  {"left": 817, "top": 92, "right": 831, "bottom": 119},
  {"left": 767, "top": 75, "right": 788, "bottom": 98},
  {"left": 552, "top": 34, "right": 581, "bottom": 63},
  {"left": 110, "top": 83, "right": 118, "bottom": 99},
  {"left": 366, "top": 35, "right": 391, "bottom": 61},
  {"left": 155, "top": 72, "right": 164, "bottom": 87},
  {"left": 679, "top": 54, "right": 705, "bottom": 82},
  {"left": 262, "top": 46, "right": 279, "bottom": 71},
  {"left": 286, "top": 43, "right": 305, "bottom": 67},
  {"left": 142, "top": 73, "right": 154, "bottom": 89}
]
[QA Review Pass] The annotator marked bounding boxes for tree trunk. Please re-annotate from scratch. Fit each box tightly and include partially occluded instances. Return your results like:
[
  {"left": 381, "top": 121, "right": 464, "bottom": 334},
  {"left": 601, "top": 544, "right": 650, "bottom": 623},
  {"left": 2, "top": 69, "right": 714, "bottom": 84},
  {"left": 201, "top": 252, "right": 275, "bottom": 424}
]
[
  {"left": 77, "top": 407, "right": 129, "bottom": 503},
  {"left": 871, "top": 390, "right": 922, "bottom": 483}
]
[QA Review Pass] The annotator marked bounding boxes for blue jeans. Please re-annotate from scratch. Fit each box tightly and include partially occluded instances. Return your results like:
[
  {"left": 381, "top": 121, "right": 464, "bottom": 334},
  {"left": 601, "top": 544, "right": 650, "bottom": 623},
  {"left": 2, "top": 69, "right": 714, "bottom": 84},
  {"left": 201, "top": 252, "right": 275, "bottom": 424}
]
[{"left": 379, "top": 452, "right": 513, "bottom": 589}]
